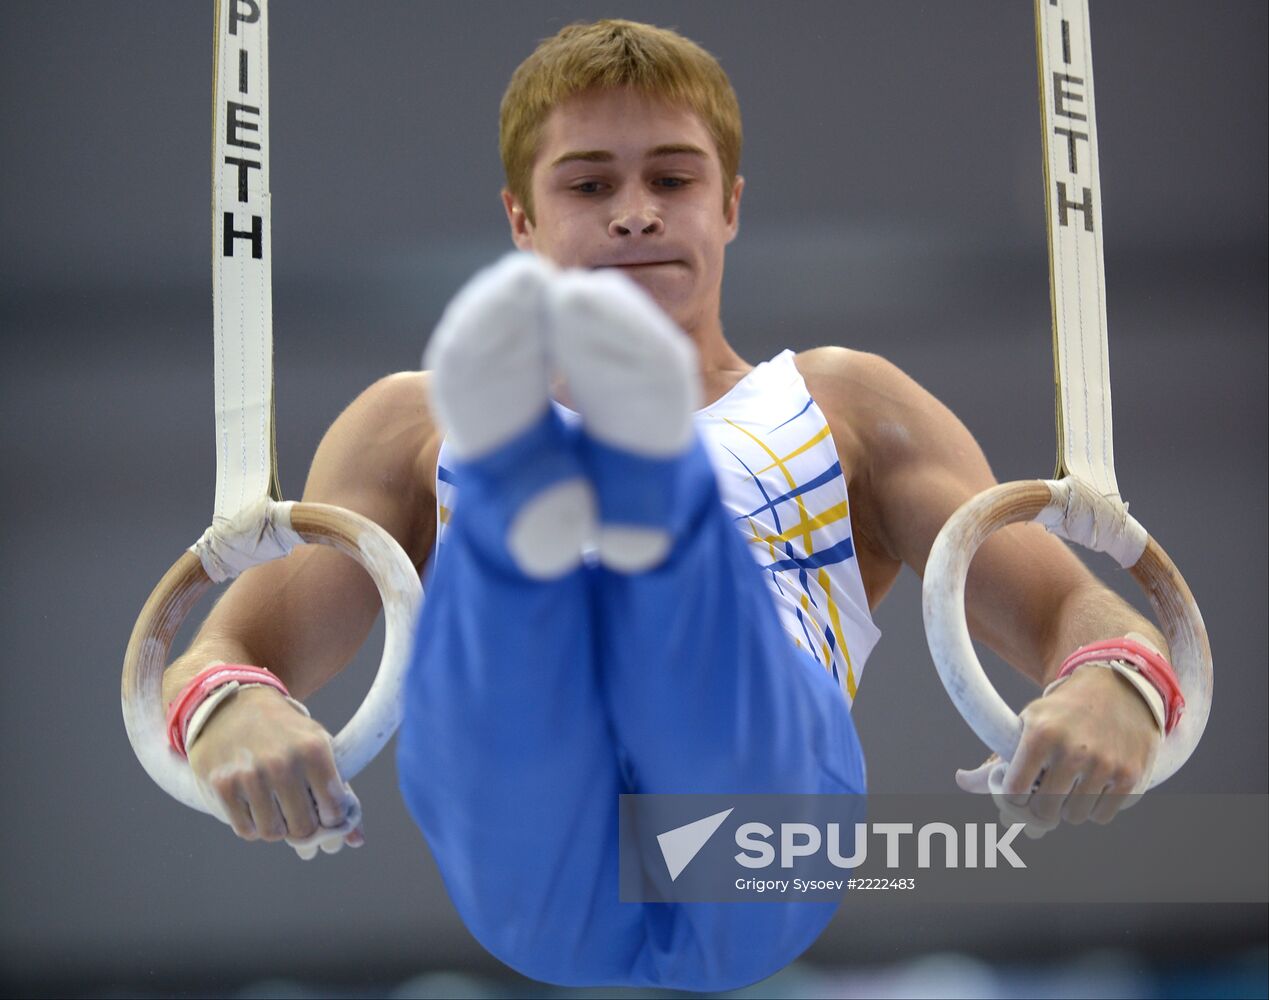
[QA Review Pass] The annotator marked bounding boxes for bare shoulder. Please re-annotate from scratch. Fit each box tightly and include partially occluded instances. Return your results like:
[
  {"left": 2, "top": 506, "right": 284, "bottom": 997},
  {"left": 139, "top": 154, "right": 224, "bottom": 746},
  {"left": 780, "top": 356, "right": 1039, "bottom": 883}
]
[
  {"left": 792, "top": 346, "right": 993, "bottom": 602},
  {"left": 795, "top": 347, "right": 931, "bottom": 419},
  {"left": 793, "top": 346, "right": 975, "bottom": 466},
  {"left": 336, "top": 369, "right": 435, "bottom": 432},
  {"left": 309, "top": 371, "right": 439, "bottom": 486},
  {"left": 793, "top": 347, "right": 921, "bottom": 468},
  {"left": 791, "top": 348, "right": 915, "bottom": 603},
  {"left": 302, "top": 370, "right": 442, "bottom": 566}
]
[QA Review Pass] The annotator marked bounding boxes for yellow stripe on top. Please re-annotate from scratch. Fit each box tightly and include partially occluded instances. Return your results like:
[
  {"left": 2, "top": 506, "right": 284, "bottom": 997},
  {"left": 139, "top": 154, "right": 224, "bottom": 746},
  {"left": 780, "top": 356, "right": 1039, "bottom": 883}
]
[
  {"left": 761, "top": 501, "right": 850, "bottom": 547},
  {"left": 725, "top": 416, "right": 859, "bottom": 691},
  {"left": 755, "top": 423, "right": 833, "bottom": 474},
  {"left": 743, "top": 515, "right": 778, "bottom": 561},
  {"left": 724, "top": 418, "right": 820, "bottom": 555},
  {"left": 819, "top": 567, "right": 858, "bottom": 699},
  {"left": 702, "top": 351, "right": 881, "bottom": 705}
]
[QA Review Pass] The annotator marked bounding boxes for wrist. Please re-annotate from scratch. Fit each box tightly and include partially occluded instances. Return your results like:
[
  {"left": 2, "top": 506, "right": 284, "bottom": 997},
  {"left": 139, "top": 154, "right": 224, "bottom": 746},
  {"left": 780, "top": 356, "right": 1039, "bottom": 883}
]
[
  {"left": 1047, "top": 634, "right": 1185, "bottom": 734},
  {"left": 163, "top": 646, "right": 258, "bottom": 705},
  {"left": 166, "top": 663, "right": 307, "bottom": 758}
]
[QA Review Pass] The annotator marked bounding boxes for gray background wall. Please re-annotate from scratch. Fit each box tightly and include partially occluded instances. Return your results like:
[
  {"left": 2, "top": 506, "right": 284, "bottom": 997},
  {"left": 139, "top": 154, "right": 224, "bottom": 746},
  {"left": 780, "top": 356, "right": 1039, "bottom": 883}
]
[{"left": 1, "top": 1, "right": 1264, "bottom": 994}]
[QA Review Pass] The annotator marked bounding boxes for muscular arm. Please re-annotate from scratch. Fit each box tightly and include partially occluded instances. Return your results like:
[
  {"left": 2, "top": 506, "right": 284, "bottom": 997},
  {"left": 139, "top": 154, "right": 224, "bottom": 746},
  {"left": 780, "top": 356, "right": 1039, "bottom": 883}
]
[
  {"left": 160, "top": 371, "right": 440, "bottom": 846},
  {"left": 812, "top": 348, "right": 1163, "bottom": 681},
  {"left": 808, "top": 348, "right": 1164, "bottom": 826},
  {"left": 164, "top": 372, "right": 439, "bottom": 702}
]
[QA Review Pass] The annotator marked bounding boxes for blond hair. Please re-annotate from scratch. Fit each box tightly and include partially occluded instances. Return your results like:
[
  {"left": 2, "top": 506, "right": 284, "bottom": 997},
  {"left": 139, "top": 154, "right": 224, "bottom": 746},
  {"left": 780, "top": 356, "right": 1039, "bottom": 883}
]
[{"left": 500, "top": 19, "right": 742, "bottom": 222}]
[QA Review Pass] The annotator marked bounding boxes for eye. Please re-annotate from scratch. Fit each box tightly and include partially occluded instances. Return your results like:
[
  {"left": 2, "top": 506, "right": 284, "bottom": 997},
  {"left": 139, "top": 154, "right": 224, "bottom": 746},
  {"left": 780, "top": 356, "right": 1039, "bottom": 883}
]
[
  {"left": 571, "top": 180, "right": 605, "bottom": 194},
  {"left": 654, "top": 176, "right": 690, "bottom": 189}
]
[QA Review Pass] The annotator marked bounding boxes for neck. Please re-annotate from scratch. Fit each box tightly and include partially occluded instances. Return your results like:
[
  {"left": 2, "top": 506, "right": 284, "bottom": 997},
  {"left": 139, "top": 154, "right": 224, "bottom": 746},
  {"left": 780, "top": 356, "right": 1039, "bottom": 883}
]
[
  {"left": 693, "top": 329, "right": 751, "bottom": 375},
  {"left": 677, "top": 301, "right": 751, "bottom": 374}
]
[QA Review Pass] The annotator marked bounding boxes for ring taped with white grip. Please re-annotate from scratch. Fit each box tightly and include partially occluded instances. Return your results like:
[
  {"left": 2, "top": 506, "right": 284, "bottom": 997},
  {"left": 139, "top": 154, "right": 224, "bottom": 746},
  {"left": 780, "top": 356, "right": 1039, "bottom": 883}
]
[
  {"left": 922, "top": 477, "right": 1211, "bottom": 789},
  {"left": 121, "top": 501, "right": 422, "bottom": 816}
]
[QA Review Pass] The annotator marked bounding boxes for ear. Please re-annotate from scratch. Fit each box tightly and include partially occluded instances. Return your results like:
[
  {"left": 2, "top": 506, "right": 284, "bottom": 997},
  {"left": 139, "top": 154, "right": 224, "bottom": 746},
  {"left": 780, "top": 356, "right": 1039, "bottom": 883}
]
[
  {"left": 502, "top": 189, "right": 535, "bottom": 251},
  {"left": 724, "top": 175, "right": 745, "bottom": 243}
]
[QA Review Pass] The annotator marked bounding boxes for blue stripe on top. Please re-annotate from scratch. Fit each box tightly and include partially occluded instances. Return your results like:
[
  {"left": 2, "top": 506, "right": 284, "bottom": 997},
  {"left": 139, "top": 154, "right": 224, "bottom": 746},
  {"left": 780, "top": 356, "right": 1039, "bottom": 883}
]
[
  {"left": 735, "top": 461, "right": 844, "bottom": 523},
  {"left": 723, "top": 445, "right": 785, "bottom": 536},
  {"left": 763, "top": 535, "right": 856, "bottom": 574},
  {"left": 768, "top": 397, "right": 814, "bottom": 435}
]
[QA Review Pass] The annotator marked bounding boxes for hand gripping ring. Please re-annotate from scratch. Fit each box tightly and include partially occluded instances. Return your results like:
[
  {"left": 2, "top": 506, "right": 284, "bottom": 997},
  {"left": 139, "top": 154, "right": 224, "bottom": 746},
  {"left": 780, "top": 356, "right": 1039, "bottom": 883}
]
[
  {"left": 121, "top": 501, "right": 423, "bottom": 816},
  {"left": 922, "top": 477, "right": 1212, "bottom": 789}
]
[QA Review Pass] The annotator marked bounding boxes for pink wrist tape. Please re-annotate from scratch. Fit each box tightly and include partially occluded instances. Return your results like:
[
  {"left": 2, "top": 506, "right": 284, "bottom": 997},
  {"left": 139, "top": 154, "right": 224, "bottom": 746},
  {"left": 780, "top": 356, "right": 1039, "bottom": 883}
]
[
  {"left": 166, "top": 663, "right": 291, "bottom": 758},
  {"left": 1056, "top": 637, "right": 1185, "bottom": 734}
]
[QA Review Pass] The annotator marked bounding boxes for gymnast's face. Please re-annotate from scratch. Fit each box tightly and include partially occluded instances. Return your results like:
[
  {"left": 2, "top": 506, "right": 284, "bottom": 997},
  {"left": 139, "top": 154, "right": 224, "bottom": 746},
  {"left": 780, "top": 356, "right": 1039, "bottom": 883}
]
[{"left": 504, "top": 87, "right": 743, "bottom": 338}]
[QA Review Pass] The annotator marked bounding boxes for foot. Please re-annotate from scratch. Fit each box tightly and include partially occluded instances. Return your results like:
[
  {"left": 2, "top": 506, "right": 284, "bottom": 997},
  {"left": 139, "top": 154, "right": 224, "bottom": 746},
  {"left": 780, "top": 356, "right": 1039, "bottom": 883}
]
[
  {"left": 425, "top": 253, "right": 596, "bottom": 579},
  {"left": 550, "top": 268, "right": 699, "bottom": 456},
  {"left": 550, "top": 269, "right": 699, "bottom": 571},
  {"left": 424, "top": 252, "right": 555, "bottom": 461}
]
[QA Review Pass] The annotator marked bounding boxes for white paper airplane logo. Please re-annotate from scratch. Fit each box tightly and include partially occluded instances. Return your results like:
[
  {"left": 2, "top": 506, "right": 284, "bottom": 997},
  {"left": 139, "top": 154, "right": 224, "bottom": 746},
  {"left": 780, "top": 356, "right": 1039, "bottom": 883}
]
[{"left": 657, "top": 808, "right": 734, "bottom": 881}]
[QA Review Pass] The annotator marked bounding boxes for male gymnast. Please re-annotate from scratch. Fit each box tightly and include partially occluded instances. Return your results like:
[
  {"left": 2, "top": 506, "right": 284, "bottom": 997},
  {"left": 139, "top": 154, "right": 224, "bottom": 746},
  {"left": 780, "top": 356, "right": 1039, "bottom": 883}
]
[{"left": 163, "top": 19, "right": 1171, "bottom": 992}]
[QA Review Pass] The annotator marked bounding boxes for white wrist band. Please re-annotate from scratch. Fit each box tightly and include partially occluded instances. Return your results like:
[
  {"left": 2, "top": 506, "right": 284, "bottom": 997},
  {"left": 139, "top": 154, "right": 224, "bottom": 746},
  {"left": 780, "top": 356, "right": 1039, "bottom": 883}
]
[
  {"left": 1043, "top": 660, "right": 1166, "bottom": 735},
  {"left": 183, "top": 680, "right": 312, "bottom": 753}
]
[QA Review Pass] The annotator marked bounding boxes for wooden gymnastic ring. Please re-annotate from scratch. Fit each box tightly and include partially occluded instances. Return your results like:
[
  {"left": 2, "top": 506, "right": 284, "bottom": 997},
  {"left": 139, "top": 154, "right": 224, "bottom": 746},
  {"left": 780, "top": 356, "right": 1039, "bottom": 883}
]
[
  {"left": 922, "top": 478, "right": 1211, "bottom": 788},
  {"left": 121, "top": 501, "right": 423, "bottom": 816}
]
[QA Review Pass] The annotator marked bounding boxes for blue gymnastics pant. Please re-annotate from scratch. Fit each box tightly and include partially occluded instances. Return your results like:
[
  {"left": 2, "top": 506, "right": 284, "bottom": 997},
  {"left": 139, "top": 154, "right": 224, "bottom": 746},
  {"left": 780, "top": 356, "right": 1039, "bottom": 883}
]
[{"left": 397, "top": 410, "right": 866, "bottom": 993}]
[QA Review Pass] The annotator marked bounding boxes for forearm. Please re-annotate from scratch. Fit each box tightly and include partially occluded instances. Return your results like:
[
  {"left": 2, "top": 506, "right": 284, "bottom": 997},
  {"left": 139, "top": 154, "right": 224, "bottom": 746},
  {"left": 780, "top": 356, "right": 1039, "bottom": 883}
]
[
  {"left": 960, "top": 521, "right": 1169, "bottom": 688},
  {"left": 1038, "top": 581, "right": 1168, "bottom": 686},
  {"left": 154, "top": 548, "right": 382, "bottom": 856},
  {"left": 162, "top": 628, "right": 273, "bottom": 707},
  {"left": 161, "top": 545, "right": 381, "bottom": 706}
]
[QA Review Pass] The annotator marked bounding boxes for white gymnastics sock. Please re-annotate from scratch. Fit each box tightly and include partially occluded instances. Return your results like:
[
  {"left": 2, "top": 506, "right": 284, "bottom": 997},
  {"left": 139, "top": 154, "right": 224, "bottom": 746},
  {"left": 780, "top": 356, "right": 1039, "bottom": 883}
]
[
  {"left": 550, "top": 268, "right": 699, "bottom": 572},
  {"left": 425, "top": 253, "right": 596, "bottom": 579},
  {"left": 550, "top": 268, "right": 699, "bottom": 456},
  {"left": 424, "top": 253, "right": 554, "bottom": 460}
]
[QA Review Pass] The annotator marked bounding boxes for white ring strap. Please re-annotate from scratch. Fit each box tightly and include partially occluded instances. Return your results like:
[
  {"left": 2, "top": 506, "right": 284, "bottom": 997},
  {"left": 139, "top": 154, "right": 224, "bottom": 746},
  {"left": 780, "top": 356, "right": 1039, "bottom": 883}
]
[
  {"left": 920, "top": 0, "right": 1212, "bottom": 790},
  {"left": 208, "top": 0, "right": 279, "bottom": 548},
  {"left": 123, "top": 0, "right": 423, "bottom": 841},
  {"left": 1038, "top": 0, "right": 1117, "bottom": 498}
]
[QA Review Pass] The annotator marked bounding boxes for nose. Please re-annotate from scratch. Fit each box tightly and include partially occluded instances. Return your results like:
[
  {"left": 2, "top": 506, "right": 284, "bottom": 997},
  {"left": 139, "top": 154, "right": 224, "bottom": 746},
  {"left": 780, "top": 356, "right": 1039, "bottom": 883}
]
[{"left": 608, "top": 198, "right": 664, "bottom": 238}]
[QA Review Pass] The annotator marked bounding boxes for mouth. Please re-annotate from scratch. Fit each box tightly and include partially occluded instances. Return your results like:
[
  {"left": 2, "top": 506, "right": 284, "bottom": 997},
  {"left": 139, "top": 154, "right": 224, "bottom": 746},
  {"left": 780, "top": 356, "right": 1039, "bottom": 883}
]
[{"left": 597, "top": 260, "right": 681, "bottom": 271}]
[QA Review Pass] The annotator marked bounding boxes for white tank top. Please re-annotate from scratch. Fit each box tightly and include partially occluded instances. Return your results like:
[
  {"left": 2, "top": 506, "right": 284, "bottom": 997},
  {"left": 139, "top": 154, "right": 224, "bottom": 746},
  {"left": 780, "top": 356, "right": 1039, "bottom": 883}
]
[
  {"left": 694, "top": 350, "right": 879, "bottom": 703},
  {"left": 434, "top": 349, "right": 880, "bottom": 705}
]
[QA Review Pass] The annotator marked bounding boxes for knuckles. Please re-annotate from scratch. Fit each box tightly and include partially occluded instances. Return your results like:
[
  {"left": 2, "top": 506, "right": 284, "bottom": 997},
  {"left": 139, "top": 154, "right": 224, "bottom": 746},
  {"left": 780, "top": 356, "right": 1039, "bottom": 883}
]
[
  {"left": 257, "top": 819, "right": 289, "bottom": 842},
  {"left": 255, "top": 754, "right": 298, "bottom": 785},
  {"left": 1020, "top": 718, "right": 1060, "bottom": 749},
  {"left": 296, "top": 735, "right": 335, "bottom": 768},
  {"left": 286, "top": 816, "right": 320, "bottom": 841},
  {"left": 1005, "top": 688, "right": 1155, "bottom": 832},
  {"left": 209, "top": 773, "right": 245, "bottom": 802},
  {"left": 189, "top": 708, "right": 340, "bottom": 847}
]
